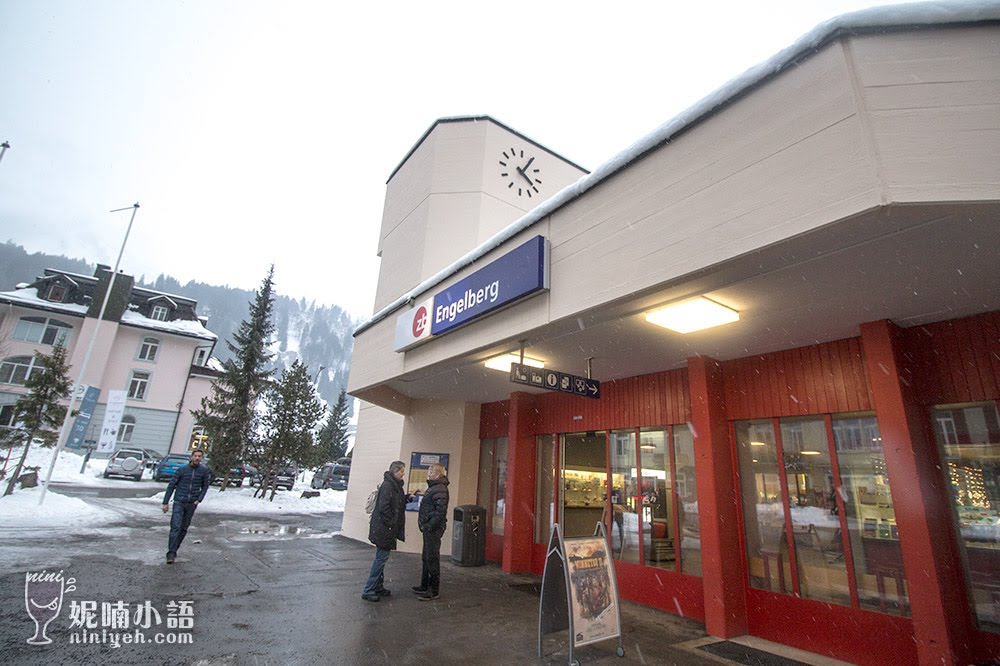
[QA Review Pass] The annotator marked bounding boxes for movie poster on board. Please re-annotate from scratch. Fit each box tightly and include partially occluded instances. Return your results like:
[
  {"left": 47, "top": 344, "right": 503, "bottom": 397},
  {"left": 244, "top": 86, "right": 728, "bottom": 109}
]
[{"left": 565, "top": 536, "right": 619, "bottom": 646}]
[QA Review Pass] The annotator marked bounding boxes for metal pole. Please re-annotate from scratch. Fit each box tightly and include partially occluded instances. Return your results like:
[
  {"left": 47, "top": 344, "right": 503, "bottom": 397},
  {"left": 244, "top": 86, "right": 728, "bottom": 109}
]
[
  {"left": 39, "top": 203, "right": 140, "bottom": 505},
  {"left": 0, "top": 141, "right": 10, "bottom": 165}
]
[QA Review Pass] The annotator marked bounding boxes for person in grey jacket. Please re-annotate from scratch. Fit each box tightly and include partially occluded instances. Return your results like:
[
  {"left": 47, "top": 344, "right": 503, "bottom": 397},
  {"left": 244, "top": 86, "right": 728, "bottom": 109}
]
[
  {"left": 413, "top": 463, "right": 450, "bottom": 601},
  {"left": 161, "top": 449, "right": 211, "bottom": 563}
]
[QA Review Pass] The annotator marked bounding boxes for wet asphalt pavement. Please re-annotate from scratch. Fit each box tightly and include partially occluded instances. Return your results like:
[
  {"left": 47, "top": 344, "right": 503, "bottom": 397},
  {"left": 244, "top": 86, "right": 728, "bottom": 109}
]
[{"left": 0, "top": 490, "right": 723, "bottom": 666}]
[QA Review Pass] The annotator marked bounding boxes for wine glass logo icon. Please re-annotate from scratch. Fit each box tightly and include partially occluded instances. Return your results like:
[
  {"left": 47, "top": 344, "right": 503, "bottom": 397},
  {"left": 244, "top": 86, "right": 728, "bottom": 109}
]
[{"left": 24, "top": 570, "right": 73, "bottom": 645}]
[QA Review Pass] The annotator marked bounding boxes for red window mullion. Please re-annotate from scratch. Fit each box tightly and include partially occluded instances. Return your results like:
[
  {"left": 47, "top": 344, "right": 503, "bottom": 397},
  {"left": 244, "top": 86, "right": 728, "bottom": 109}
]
[
  {"left": 634, "top": 426, "right": 645, "bottom": 563},
  {"left": 825, "top": 414, "right": 860, "bottom": 609},
  {"left": 554, "top": 434, "right": 561, "bottom": 530},
  {"left": 604, "top": 431, "right": 612, "bottom": 538},
  {"left": 773, "top": 417, "right": 802, "bottom": 597},
  {"left": 668, "top": 425, "right": 681, "bottom": 567}
]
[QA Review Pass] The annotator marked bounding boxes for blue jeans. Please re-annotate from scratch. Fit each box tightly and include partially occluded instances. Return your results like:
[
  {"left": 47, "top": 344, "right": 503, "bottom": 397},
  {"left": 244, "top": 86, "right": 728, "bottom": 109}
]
[
  {"left": 168, "top": 501, "right": 198, "bottom": 555},
  {"left": 363, "top": 547, "right": 391, "bottom": 595}
]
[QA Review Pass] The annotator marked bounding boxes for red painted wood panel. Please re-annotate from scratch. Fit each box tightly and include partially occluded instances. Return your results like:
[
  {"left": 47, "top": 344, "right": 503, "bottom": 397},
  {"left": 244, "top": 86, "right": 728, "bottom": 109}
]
[
  {"left": 479, "top": 400, "right": 510, "bottom": 439},
  {"left": 614, "top": 561, "right": 705, "bottom": 622},
  {"left": 746, "top": 589, "right": 917, "bottom": 666},
  {"left": 722, "top": 339, "right": 873, "bottom": 420},
  {"left": 900, "top": 311, "right": 1000, "bottom": 405}
]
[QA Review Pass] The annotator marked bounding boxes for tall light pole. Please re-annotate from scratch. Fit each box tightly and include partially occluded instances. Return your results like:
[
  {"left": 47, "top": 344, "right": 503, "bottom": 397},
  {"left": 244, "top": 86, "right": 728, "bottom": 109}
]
[
  {"left": 38, "top": 203, "right": 140, "bottom": 505},
  {"left": 0, "top": 141, "right": 10, "bottom": 165}
]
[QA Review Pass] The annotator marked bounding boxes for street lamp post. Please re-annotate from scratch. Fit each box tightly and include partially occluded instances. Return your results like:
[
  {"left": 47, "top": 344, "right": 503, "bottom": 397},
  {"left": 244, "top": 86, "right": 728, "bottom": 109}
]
[
  {"left": 0, "top": 141, "right": 10, "bottom": 165},
  {"left": 38, "top": 203, "right": 140, "bottom": 506}
]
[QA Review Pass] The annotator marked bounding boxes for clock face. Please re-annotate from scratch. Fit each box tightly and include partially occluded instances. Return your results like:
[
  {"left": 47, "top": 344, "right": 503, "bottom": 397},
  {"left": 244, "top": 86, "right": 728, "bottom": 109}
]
[{"left": 498, "top": 147, "right": 541, "bottom": 199}]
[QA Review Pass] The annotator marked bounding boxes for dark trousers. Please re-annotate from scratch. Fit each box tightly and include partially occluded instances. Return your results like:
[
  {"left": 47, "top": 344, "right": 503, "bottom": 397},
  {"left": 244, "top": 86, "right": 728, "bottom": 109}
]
[
  {"left": 420, "top": 530, "right": 443, "bottom": 593},
  {"left": 168, "top": 501, "right": 198, "bottom": 555}
]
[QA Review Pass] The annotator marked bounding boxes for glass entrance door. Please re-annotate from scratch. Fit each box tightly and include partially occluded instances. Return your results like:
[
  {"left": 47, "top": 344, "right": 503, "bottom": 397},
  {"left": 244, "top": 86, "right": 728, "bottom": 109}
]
[{"left": 560, "top": 431, "right": 608, "bottom": 537}]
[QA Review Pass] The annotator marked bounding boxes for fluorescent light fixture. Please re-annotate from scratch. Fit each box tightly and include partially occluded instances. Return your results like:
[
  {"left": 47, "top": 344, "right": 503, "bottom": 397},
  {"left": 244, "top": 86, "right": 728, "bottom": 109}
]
[
  {"left": 750, "top": 441, "right": 767, "bottom": 447},
  {"left": 645, "top": 296, "right": 739, "bottom": 334},
  {"left": 484, "top": 353, "right": 544, "bottom": 372},
  {"left": 640, "top": 444, "right": 656, "bottom": 450},
  {"left": 800, "top": 450, "right": 822, "bottom": 456}
]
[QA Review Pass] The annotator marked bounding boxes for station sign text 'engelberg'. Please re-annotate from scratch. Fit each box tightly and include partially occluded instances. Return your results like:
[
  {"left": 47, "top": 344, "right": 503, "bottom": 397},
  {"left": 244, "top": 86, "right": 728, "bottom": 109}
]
[{"left": 393, "top": 235, "right": 550, "bottom": 352}]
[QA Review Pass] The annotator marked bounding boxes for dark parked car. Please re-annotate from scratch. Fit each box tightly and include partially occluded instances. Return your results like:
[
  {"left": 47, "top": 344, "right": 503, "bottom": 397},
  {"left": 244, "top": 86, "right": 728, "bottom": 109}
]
[
  {"left": 103, "top": 448, "right": 152, "bottom": 481},
  {"left": 311, "top": 459, "right": 350, "bottom": 490},
  {"left": 209, "top": 461, "right": 256, "bottom": 487},
  {"left": 251, "top": 466, "right": 296, "bottom": 491},
  {"left": 141, "top": 448, "right": 164, "bottom": 470},
  {"left": 154, "top": 453, "right": 191, "bottom": 481}
]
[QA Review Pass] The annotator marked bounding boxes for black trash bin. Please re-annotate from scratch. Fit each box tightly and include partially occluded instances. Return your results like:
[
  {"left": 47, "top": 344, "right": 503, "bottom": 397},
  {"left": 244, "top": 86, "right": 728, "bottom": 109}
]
[{"left": 451, "top": 505, "right": 486, "bottom": 566}]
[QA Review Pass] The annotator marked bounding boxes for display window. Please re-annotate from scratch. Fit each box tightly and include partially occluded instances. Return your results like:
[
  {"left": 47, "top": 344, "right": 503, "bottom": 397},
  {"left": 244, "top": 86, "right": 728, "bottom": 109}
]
[
  {"left": 478, "top": 437, "right": 508, "bottom": 535},
  {"left": 736, "top": 414, "right": 909, "bottom": 616},
  {"left": 931, "top": 401, "right": 1000, "bottom": 633}
]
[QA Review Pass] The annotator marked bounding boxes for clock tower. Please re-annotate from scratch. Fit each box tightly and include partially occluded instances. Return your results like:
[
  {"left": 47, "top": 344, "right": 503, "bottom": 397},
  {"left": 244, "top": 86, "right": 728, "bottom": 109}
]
[{"left": 373, "top": 116, "right": 588, "bottom": 314}]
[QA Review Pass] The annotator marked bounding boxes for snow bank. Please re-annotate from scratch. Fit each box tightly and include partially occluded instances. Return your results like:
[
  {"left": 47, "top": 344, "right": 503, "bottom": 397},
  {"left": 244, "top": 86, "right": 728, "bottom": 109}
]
[
  {"left": 137, "top": 485, "right": 347, "bottom": 515},
  {"left": 0, "top": 485, "right": 119, "bottom": 528}
]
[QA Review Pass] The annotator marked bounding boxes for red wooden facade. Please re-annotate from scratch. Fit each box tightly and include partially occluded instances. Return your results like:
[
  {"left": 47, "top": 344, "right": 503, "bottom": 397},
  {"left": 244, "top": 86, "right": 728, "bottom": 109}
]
[{"left": 477, "top": 312, "right": 1000, "bottom": 666}]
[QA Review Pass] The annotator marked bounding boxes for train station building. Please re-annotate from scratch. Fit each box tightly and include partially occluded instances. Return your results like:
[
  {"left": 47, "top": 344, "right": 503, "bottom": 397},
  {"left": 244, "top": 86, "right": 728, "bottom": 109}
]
[{"left": 343, "top": 6, "right": 1000, "bottom": 665}]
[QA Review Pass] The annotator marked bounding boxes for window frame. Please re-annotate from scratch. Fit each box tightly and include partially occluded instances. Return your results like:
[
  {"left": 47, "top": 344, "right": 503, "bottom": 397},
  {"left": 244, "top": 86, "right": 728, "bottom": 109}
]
[
  {"left": 0, "top": 355, "right": 43, "bottom": 386},
  {"left": 127, "top": 370, "right": 151, "bottom": 400},
  {"left": 150, "top": 305, "right": 169, "bottom": 321},
  {"left": 117, "top": 415, "right": 136, "bottom": 444},
  {"left": 12, "top": 316, "right": 72, "bottom": 346},
  {"left": 137, "top": 336, "right": 160, "bottom": 362}
]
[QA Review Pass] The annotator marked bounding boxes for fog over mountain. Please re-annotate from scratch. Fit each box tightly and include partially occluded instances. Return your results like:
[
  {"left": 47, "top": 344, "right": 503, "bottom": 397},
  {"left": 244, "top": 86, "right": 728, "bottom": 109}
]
[{"left": 0, "top": 240, "right": 357, "bottom": 407}]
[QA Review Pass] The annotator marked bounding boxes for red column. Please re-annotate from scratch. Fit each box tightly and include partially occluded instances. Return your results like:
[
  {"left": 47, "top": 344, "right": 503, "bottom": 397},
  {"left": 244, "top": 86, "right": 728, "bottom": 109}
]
[
  {"left": 687, "top": 355, "right": 747, "bottom": 638},
  {"left": 860, "top": 320, "right": 974, "bottom": 666},
  {"left": 503, "top": 391, "right": 537, "bottom": 573}
]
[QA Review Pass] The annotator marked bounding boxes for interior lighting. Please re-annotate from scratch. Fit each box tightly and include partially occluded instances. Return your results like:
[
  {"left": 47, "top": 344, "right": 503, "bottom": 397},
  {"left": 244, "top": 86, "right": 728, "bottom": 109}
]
[
  {"left": 644, "top": 296, "right": 739, "bottom": 334},
  {"left": 800, "top": 450, "right": 822, "bottom": 456},
  {"left": 484, "top": 353, "right": 544, "bottom": 372},
  {"left": 750, "top": 441, "right": 767, "bottom": 447}
]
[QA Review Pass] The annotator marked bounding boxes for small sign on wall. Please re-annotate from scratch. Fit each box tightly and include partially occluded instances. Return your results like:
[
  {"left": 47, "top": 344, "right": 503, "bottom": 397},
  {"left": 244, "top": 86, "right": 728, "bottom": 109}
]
[{"left": 405, "top": 452, "right": 450, "bottom": 511}]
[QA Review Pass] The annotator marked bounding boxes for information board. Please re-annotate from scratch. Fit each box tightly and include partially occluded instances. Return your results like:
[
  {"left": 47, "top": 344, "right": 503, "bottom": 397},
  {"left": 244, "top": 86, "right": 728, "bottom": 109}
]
[{"left": 510, "top": 362, "right": 601, "bottom": 399}]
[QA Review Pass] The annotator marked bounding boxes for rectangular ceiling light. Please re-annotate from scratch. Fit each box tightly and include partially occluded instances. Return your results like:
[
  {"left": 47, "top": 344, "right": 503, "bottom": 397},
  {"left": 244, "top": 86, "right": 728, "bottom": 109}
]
[
  {"left": 484, "top": 353, "right": 544, "bottom": 372},
  {"left": 645, "top": 296, "right": 739, "bottom": 334}
]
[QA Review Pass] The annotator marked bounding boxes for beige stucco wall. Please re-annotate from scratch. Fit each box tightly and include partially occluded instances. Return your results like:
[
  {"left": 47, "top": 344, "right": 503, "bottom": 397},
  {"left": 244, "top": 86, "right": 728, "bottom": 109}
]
[
  {"left": 350, "top": 26, "right": 1000, "bottom": 397},
  {"left": 341, "top": 399, "right": 481, "bottom": 555}
]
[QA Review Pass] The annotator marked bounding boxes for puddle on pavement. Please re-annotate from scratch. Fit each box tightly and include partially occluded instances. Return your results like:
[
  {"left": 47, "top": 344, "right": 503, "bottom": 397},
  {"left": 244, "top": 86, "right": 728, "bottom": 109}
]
[{"left": 240, "top": 523, "right": 308, "bottom": 536}]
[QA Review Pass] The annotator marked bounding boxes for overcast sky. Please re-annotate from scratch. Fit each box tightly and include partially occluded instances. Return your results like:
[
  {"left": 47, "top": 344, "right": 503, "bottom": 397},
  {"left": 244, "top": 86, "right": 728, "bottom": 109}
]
[{"left": 0, "top": 0, "right": 907, "bottom": 318}]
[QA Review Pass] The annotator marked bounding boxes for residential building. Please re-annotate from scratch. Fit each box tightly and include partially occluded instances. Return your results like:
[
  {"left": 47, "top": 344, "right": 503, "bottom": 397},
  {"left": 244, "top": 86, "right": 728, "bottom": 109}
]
[
  {"left": 344, "top": 6, "right": 1000, "bottom": 666},
  {"left": 0, "top": 265, "right": 220, "bottom": 455}
]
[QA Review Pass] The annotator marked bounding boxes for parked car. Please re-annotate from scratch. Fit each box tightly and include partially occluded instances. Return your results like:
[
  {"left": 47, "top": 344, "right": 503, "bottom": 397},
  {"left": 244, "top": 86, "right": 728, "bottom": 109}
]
[
  {"left": 251, "top": 466, "right": 296, "bottom": 491},
  {"left": 208, "top": 461, "right": 256, "bottom": 487},
  {"left": 141, "top": 448, "right": 163, "bottom": 470},
  {"left": 154, "top": 453, "right": 191, "bottom": 482},
  {"left": 103, "top": 448, "right": 151, "bottom": 481},
  {"left": 311, "top": 459, "right": 350, "bottom": 490}
]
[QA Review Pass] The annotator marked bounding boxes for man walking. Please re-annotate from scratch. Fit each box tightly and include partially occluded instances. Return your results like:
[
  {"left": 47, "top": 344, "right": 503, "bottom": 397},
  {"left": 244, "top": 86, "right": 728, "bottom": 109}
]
[
  {"left": 362, "top": 460, "right": 407, "bottom": 602},
  {"left": 413, "top": 463, "right": 449, "bottom": 601},
  {"left": 161, "top": 449, "right": 211, "bottom": 564}
]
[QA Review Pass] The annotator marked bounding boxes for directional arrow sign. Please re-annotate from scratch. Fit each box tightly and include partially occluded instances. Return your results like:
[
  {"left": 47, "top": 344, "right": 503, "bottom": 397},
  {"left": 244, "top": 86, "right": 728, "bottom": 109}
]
[{"left": 510, "top": 363, "right": 600, "bottom": 400}]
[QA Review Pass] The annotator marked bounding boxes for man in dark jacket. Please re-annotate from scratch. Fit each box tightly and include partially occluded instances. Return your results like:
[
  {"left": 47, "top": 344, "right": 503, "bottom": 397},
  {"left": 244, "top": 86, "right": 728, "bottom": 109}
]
[
  {"left": 362, "top": 460, "right": 407, "bottom": 602},
  {"left": 161, "top": 449, "right": 211, "bottom": 564},
  {"left": 413, "top": 463, "right": 450, "bottom": 601}
]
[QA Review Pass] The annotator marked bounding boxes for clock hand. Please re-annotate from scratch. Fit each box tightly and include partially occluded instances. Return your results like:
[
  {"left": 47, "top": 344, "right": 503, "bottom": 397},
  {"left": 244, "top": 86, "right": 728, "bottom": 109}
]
[
  {"left": 517, "top": 166, "right": 534, "bottom": 186},
  {"left": 522, "top": 156, "right": 535, "bottom": 171}
]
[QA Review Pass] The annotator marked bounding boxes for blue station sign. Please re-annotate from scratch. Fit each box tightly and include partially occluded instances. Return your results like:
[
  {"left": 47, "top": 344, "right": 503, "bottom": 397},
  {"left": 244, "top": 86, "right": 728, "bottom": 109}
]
[{"left": 394, "top": 235, "right": 549, "bottom": 351}]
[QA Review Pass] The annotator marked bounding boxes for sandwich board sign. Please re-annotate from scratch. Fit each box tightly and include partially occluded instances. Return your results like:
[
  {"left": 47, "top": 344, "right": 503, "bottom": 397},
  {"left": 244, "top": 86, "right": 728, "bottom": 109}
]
[{"left": 538, "top": 522, "right": 624, "bottom": 664}]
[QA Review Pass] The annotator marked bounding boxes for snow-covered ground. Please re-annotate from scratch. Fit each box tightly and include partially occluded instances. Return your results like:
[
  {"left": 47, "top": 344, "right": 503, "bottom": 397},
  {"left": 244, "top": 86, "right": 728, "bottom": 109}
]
[{"left": 0, "top": 445, "right": 346, "bottom": 529}]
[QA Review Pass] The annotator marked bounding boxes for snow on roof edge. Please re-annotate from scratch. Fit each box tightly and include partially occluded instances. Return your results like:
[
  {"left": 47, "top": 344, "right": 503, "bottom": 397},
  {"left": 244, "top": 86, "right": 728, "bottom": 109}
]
[{"left": 354, "top": 0, "right": 1000, "bottom": 337}]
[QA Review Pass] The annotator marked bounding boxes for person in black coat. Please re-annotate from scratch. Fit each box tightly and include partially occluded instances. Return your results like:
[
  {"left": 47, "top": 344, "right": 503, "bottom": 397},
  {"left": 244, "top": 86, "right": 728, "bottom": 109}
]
[
  {"left": 413, "top": 463, "right": 450, "bottom": 600},
  {"left": 362, "top": 460, "right": 407, "bottom": 602},
  {"left": 161, "top": 449, "right": 212, "bottom": 564}
]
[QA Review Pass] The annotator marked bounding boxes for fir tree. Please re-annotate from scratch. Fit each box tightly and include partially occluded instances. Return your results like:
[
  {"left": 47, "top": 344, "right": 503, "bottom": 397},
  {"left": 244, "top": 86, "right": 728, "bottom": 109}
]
[
  {"left": 193, "top": 267, "right": 276, "bottom": 490},
  {"left": 317, "top": 389, "right": 351, "bottom": 462},
  {"left": 3, "top": 344, "right": 72, "bottom": 496},
  {"left": 256, "top": 360, "right": 325, "bottom": 500}
]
